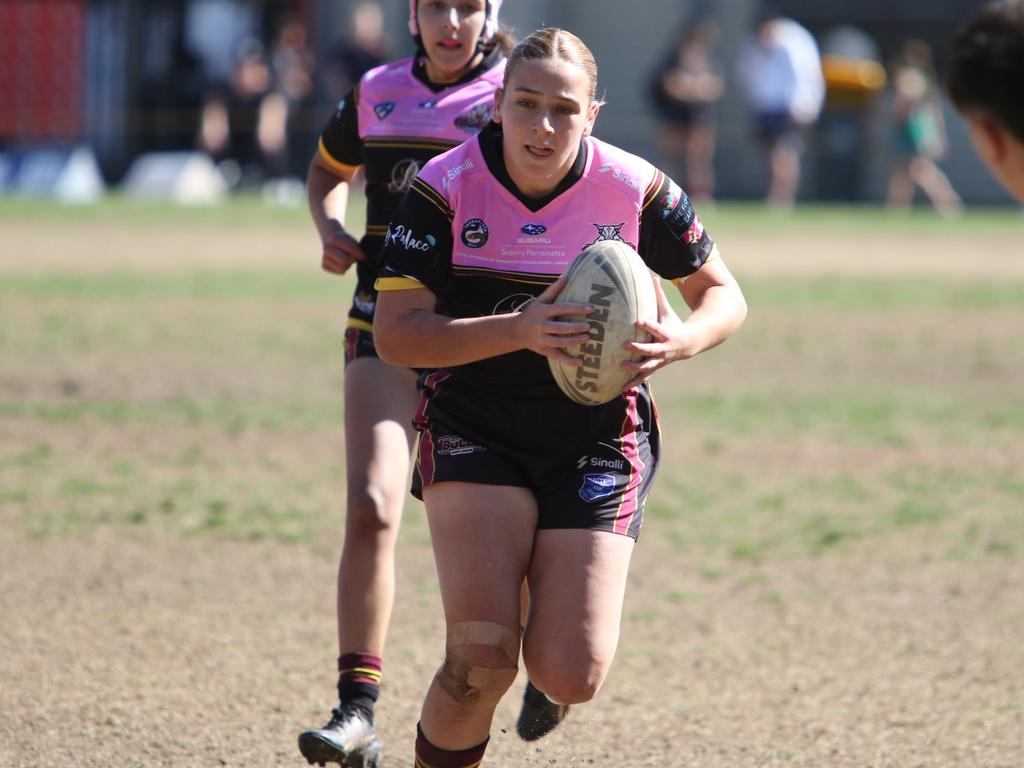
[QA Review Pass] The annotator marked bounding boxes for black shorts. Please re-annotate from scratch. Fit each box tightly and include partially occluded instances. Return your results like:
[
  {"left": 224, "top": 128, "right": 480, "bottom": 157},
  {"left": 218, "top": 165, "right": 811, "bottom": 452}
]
[
  {"left": 410, "top": 371, "right": 661, "bottom": 540},
  {"left": 344, "top": 260, "right": 380, "bottom": 366},
  {"left": 756, "top": 110, "right": 797, "bottom": 145}
]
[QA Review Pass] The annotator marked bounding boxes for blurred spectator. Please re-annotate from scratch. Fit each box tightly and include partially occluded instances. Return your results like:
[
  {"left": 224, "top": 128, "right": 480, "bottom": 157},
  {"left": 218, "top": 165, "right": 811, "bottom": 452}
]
[
  {"left": 738, "top": 14, "right": 825, "bottom": 207},
  {"left": 197, "top": 37, "right": 288, "bottom": 188},
  {"left": 649, "top": 20, "right": 724, "bottom": 201},
  {"left": 322, "top": 1, "right": 392, "bottom": 103},
  {"left": 885, "top": 39, "right": 962, "bottom": 217},
  {"left": 816, "top": 26, "right": 887, "bottom": 200},
  {"left": 270, "top": 17, "right": 318, "bottom": 178},
  {"left": 946, "top": 0, "right": 1024, "bottom": 203}
]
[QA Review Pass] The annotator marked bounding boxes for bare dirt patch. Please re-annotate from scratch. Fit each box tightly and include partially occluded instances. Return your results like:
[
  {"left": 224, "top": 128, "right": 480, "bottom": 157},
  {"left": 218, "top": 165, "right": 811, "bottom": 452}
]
[{"left": 2, "top": 213, "right": 1022, "bottom": 767}]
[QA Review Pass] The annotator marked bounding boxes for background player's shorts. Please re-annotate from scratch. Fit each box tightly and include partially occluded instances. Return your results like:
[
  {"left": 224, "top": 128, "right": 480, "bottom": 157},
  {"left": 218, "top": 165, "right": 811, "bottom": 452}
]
[
  {"left": 343, "top": 326, "right": 376, "bottom": 366},
  {"left": 343, "top": 261, "right": 380, "bottom": 366},
  {"left": 410, "top": 371, "right": 661, "bottom": 540}
]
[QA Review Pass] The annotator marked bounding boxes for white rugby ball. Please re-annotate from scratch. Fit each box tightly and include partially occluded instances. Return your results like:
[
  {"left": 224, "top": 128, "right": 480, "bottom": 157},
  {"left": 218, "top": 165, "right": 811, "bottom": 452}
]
[{"left": 548, "top": 240, "right": 657, "bottom": 405}]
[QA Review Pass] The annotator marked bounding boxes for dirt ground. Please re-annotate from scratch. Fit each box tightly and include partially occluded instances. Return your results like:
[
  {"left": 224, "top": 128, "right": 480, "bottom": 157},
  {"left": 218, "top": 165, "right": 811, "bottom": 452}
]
[{"left": 1, "top": 215, "right": 1022, "bottom": 767}]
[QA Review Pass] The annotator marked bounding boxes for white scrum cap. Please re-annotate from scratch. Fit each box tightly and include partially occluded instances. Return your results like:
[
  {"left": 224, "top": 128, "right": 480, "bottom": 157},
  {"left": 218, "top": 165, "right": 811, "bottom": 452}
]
[{"left": 408, "top": 0, "right": 503, "bottom": 42}]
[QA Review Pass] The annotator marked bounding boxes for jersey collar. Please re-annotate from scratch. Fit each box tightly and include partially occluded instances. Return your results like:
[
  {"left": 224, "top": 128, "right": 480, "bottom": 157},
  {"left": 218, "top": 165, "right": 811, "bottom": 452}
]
[
  {"left": 476, "top": 122, "right": 588, "bottom": 212},
  {"left": 412, "top": 45, "right": 504, "bottom": 93}
]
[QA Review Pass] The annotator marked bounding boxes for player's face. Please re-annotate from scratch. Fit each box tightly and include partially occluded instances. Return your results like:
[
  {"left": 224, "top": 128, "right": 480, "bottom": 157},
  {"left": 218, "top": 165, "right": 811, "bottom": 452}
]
[
  {"left": 494, "top": 57, "right": 600, "bottom": 198},
  {"left": 418, "top": 0, "right": 487, "bottom": 82}
]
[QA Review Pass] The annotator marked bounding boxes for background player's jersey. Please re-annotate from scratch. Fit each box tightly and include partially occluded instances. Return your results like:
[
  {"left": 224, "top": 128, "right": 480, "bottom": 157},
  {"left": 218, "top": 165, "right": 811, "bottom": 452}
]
[
  {"left": 377, "top": 123, "right": 719, "bottom": 396},
  {"left": 317, "top": 50, "right": 506, "bottom": 277}
]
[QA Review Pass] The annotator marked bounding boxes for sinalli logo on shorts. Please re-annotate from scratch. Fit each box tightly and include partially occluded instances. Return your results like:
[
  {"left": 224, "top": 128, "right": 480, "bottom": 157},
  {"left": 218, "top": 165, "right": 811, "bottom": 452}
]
[{"left": 461, "top": 218, "right": 489, "bottom": 248}]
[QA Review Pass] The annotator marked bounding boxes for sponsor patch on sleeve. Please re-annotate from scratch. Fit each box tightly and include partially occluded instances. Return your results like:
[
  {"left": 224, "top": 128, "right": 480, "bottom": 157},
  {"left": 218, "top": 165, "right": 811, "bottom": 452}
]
[{"left": 659, "top": 181, "right": 696, "bottom": 241}]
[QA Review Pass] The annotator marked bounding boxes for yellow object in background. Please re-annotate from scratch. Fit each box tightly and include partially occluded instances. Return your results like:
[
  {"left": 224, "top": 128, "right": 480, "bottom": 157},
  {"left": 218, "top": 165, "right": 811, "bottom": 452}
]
[{"left": 822, "top": 55, "right": 887, "bottom": 108}]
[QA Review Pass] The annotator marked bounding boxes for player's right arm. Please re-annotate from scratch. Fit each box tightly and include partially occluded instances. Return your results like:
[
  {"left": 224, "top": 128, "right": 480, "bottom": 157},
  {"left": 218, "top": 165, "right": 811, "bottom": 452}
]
[
  {"left": 307, "top": 90, "right": 368, "bottom": 275},
  {"left": 375, "top": 276, "right": 592, "bottom": 369}
]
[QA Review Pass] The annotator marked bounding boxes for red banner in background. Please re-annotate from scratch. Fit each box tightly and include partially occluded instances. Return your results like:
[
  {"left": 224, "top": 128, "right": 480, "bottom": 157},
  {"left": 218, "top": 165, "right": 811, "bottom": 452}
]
[{"left": 0, "top": 0, "right": 85, "bottom": 141}]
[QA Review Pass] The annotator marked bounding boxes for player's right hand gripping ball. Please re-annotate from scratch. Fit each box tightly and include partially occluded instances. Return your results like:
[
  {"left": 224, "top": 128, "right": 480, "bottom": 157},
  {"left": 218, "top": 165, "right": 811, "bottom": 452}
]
[{"left": 548, "top": 240, "right": 657, "bottom": 405}]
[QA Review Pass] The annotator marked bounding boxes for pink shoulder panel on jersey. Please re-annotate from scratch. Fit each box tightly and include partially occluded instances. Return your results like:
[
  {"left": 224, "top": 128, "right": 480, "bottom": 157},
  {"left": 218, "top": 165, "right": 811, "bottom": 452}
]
[
  {"left": 417, "top": 135, "right": 660, "bottom": 278},
  {"left": 357, "top": 57, "right": 505, "bottom": 144}
]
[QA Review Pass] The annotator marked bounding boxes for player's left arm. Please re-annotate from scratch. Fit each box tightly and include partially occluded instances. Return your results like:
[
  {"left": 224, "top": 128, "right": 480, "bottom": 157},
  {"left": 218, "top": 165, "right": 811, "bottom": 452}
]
[{"left": 623, "top": 174, "right": 747, "bottom": 385}]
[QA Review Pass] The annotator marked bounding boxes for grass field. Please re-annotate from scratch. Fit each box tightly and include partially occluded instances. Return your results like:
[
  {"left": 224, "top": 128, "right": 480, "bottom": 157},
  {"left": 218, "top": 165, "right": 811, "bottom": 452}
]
[{"left": 1, "top": 197, "right": 1022, "bottom": 767}]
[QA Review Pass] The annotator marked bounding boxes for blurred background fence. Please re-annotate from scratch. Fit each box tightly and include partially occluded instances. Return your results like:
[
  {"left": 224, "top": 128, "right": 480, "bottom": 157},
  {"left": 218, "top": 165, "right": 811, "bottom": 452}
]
[{"left": 0, "top": 0, "right": 1015, "bottom": 205}]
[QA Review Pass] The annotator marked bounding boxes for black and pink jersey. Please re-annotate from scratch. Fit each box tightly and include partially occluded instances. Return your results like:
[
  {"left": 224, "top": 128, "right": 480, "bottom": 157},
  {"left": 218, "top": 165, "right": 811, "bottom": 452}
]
[
  {"left": 318, "top": 50, "right": 505, "bottom": 291},
  {"left": 376, "top": 122, "right": 719, "bottom": 396}
]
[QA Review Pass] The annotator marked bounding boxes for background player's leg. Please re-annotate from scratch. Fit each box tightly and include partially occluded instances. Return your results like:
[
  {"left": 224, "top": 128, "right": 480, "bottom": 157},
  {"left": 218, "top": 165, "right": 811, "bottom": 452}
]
[
  {"left": 299, "top": 356, "right": 418, "bottom": 765},
  {"left": 522, "top": 529, "right": 635, "bottom": 705},
  {"left": 418, "top": 482, "right": 537, "bottom": 753},
  {"left": 338, "top": 356, "right": 418, "bottom": 660}
]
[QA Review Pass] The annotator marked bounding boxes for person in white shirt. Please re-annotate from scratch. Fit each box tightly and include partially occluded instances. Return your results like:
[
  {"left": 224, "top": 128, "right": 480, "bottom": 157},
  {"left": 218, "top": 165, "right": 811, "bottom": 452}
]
[{"left": 738, "top": 14, "right": 824, "bottom": 207}]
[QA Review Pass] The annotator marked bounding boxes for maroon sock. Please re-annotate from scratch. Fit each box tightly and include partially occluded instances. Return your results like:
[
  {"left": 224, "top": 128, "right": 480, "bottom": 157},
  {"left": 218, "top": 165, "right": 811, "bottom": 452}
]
[{"left": 414, "top": 722, "right": 488, "bottom": 767}]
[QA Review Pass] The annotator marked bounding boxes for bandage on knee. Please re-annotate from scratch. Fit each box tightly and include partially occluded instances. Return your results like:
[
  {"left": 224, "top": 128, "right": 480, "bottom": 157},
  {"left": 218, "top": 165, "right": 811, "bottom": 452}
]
[{"left": 435, "top": 621, "right": 520, "bottom": 706}]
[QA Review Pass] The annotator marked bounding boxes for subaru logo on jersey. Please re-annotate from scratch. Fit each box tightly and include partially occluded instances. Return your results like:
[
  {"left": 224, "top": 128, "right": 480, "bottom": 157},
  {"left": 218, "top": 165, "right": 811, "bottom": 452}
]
[
  {"left": 579, "top": 473, "right": 617, "bottom": 502},
  {"left": 420, "top": 99, "right": 438, "bottom": 109},
  {"left": 374, "top": 101, "right": 396, "bottom": 120},
  {"left": 461, "top": 218, "right": 489, "bottom": 248},
  {"left": 454, "top": 103, "right": 494, "bottom": 132},
  {"left": 521, "top": 224, "right": 547, "bottom": 236}
]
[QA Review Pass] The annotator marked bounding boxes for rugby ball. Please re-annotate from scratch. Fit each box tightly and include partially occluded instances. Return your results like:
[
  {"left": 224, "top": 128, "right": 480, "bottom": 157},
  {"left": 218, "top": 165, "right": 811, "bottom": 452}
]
[{"left": 548, "top": 240, "right": 657, "bottom": 405}]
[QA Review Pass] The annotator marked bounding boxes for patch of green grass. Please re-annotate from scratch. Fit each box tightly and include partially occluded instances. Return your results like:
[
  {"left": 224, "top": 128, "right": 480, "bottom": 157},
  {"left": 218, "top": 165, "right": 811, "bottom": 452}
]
[
  {"left": 0, "top": 396, "right": 340, "bottom": 431},
  {"left": 742, "top": 277, "right": 1024, "bottom": 311},
  {"left": 0, "top": 193, "right": 315, "bottom": 229},
  {"left": 0, "top": 270, "right": 349, "bottom": 301}
]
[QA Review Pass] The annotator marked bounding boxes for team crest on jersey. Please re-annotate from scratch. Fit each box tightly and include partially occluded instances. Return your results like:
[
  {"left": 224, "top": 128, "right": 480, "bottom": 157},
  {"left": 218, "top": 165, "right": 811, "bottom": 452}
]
[
  {"left": 492, "top": 293, "right": 535, "bottom": 315},
  {"left": 521, "top": 224, "right": 547, "bottom": 236},
  {"left": 461, "top": 218, "right": 489, "bottom": 248},
  {"left": 587, "top": 223, "right": 635, "bottom": 250},
  {"left": 373, "top": 101, "right": 396, "bottom": 120},
  {"left": 579, "top": 473, "right": 617, "bottom": 502},
  {"left": 454, "top": 103, "right": 494, "bottom": 133},
  {"left": 388, "top": 158, "right": 421, "bottom": 193}
]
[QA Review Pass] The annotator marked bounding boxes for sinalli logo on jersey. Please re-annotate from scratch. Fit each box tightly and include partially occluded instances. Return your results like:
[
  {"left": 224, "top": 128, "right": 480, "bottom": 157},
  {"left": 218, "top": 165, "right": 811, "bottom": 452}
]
[
  {"left": 461, "top": 218, "right": 489, "bottom": 248},
  {"left": 598, "top": 162, "right": 644, "bottom": 191},
  {"left": 374, "top": 102, "right": 396, "bottom": 120}
]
